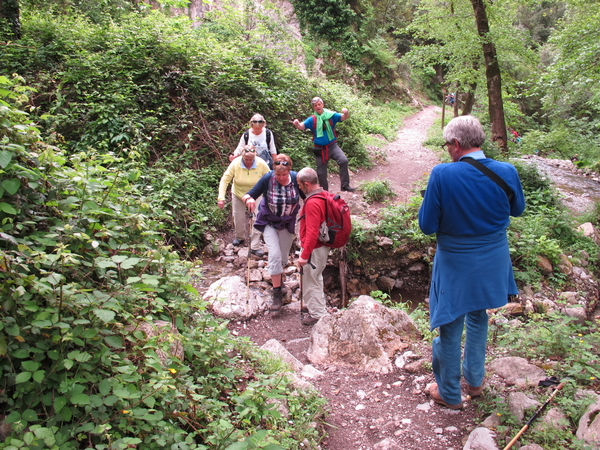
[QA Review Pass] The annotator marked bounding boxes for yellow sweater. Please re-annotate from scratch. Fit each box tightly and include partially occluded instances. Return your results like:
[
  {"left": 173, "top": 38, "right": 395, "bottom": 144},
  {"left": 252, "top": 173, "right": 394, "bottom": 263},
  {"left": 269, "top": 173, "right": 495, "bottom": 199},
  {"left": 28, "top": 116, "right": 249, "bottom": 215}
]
[{"left": 218, "top": 157, "right": 270, "bottom": 201}]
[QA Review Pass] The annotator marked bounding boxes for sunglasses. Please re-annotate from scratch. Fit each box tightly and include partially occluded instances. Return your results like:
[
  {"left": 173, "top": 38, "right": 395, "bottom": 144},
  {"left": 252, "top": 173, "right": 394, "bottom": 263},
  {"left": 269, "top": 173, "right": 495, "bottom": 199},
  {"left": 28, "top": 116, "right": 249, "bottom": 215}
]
[
  {"left": 251, "top": 120, "right": 265, "bottom": 124},
  {"left": 274, "top": 161, "right": 289, "bottom": 166},
  {"left": 244, "top": 148, "right": 256, "bottom": 153}
]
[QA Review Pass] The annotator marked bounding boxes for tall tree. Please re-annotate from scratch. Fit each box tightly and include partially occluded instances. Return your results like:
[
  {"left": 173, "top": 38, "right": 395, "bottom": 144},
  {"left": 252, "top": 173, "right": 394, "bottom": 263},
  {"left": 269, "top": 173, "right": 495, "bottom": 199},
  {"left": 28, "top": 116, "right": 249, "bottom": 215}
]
[
  {"left": 403, "top": 0, "right": 537, "bottom": 141},
  {"left": 470, "top": 0, "right": 507, "bottom": 150}
]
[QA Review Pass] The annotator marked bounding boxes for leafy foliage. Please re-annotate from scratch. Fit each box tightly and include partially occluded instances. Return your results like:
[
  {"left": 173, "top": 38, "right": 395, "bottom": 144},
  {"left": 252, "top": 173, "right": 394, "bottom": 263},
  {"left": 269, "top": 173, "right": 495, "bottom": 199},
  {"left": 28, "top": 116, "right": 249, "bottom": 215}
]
[
  {"left": 143, "top": 165, "right": 227, "bottom": 258},
  {"left": 360, "top": 178, "right": 395, "bottom": 203},
  {"left": 494, "top": 312, "right": 600, "bottom": 385},
  {"left": 508, "top": 162, "right": 598, "bottom": 286},
  {"left": 347, "top": 194, "right": 435, "bottom": 265},
  {"left": 1, "top": 9, "right": 403, "bottom": 251},
  {"left": 0, "top": 76, "right": 326, "bottom": 449},
  {"left": 289, "top": 0, "right": 415, "bottom": 96}
]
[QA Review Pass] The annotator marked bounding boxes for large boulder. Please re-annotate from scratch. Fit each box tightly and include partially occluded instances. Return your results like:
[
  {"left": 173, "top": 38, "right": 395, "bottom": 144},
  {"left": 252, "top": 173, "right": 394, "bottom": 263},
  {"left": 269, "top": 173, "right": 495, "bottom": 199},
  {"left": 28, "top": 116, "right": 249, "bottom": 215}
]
[
  {"left": 306, "top": 295, "right": 420, "bottom": 373},
  {"left": 203, "top": 276, "right": 268, "bottom": 320}
]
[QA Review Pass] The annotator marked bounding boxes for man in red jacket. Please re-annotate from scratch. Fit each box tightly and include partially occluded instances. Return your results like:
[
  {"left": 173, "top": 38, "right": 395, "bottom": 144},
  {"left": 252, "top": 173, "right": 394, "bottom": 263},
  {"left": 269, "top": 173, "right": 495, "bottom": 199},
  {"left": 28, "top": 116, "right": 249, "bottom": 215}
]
[{"left": 297, "top": 167, "right": 330, "bottom": 326}]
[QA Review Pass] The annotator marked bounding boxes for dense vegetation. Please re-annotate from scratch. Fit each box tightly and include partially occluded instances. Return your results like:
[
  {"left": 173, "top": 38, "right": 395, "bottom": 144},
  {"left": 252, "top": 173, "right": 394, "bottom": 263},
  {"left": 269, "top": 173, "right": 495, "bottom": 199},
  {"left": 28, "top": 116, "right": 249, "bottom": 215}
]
[
  {"left": 1, "top": 0, "right": 599, "bottom": 448},
  {"left": 0, "top": 75, "right": 329, "bottom": 449}
]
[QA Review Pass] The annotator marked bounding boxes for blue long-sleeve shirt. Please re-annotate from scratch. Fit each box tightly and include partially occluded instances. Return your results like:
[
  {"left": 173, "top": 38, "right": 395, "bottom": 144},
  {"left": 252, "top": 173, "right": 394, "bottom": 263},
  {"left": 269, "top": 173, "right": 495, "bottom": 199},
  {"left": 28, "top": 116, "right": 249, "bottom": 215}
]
[
  {"left": 419, "top": 155, "right": 526, "bottom": 329},
  {"left": 419, "top": 156, "right": 525, "bottom": 236}
]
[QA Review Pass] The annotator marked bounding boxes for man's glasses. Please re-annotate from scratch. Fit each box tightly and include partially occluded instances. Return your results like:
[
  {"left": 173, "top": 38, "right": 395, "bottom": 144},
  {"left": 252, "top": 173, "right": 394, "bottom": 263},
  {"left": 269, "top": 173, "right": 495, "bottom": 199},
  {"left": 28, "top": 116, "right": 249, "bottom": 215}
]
[
  {"left": 244, "top": 148, "right": 256, "bottom": 153},
  {"left": 274, "top": 161, "right": 289, "bottom": 166},
  {"left": 441, "top": 141, "right": 453, "bottom": 151},
  {"left": 251, "top": 120, "right": 265, "bottom": 124}
]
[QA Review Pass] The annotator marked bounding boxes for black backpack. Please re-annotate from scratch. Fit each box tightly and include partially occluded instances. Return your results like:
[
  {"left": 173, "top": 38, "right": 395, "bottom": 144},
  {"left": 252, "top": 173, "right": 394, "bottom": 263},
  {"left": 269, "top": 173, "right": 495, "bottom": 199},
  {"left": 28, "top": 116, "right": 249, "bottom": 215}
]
[{"left": 243, "top": 129, "right": 274, "bottom": 169}]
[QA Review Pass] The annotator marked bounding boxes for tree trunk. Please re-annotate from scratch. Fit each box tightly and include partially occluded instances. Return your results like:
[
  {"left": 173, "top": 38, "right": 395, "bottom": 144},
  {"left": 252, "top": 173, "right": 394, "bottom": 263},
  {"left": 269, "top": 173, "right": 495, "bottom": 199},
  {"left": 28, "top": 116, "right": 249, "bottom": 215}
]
[
  {"left": 0, "top": 0, "right": 21, "bottom": 39},
  {"left": 441, "top": 87, "right": 446, "bottom": 129},
  {"left": 461, "top": 82, "right": 477, "bottom": 115},
  {"left": 453, "top": 90, "right": 459, "bottom": 117},
  {"left": 470, "top": 0, "right": 508, "bottom": 152}
]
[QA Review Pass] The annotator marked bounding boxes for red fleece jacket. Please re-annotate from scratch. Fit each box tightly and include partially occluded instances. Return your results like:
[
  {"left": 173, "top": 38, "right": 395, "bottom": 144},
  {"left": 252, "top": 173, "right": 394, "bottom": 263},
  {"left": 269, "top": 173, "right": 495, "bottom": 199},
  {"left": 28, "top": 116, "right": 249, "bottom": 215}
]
[{"left": 299, "top": 190, "right": 326, "bottom": 260}]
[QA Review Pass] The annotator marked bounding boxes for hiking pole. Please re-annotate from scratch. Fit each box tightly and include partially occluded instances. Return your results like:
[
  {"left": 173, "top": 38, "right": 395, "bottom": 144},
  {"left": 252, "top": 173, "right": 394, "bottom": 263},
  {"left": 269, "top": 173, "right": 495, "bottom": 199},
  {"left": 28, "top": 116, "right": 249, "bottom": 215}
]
[
  {"left": 246, "top": 212, "right": 253, "bottom": 305},
  {"left": 339, "top": 246, "right": 347, "bottom": 308},
  {"left": 503, "top": 382, "right": 565, "bottom": 450},
  {"left": 299, "top": 266, "right": 303, "bottom": 320}
]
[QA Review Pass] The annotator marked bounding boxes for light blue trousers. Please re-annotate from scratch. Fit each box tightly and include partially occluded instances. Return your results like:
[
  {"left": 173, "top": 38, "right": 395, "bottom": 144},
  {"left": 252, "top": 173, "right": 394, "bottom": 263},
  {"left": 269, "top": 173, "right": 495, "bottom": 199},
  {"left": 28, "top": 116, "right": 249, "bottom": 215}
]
[{"left": 432, "top": 309, "right": 488, "bottom": 405}]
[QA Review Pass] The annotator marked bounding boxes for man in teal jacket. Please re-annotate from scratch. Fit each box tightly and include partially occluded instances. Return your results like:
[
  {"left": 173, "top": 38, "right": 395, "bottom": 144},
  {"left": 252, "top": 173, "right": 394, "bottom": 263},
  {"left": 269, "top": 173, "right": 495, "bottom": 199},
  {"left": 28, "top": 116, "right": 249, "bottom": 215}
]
[{"left": 292, "top": 97, "right": 356, "bottom": 192}]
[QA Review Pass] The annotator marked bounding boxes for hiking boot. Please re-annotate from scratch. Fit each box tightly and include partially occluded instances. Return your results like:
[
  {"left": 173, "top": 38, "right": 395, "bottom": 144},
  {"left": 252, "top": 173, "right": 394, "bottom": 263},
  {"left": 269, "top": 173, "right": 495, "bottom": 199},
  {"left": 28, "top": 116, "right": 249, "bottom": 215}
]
[
  {"left": 466, "top": 384, "right": 483, "bottom": 398},
  {"left": 341, "top": 186, "right": 357, "bottom": 192},
  {"left": 232, "top": 238, "right": 244, "bottom": 246},
  {"left": 270, "top": 288, "right": 283, "bottom": 311},
  {"left": 250, "top": 249, "right": 265, "bottom": 257},
  {"left": 429, "top": 383, "right": 463, "bottom": 410},
  {"left": 301, "top": 315, "right": 319, "bottom": 326}
]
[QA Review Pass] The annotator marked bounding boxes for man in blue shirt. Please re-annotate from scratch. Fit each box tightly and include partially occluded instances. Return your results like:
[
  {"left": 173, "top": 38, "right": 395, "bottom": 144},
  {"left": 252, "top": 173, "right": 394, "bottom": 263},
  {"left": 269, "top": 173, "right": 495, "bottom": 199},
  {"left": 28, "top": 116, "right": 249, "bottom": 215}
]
[
  {"left": 292, "top": 97, "right": 356, "bottom": 192},
  {"left": 419, "top": 115, "right": 525, "bottom": 410}
]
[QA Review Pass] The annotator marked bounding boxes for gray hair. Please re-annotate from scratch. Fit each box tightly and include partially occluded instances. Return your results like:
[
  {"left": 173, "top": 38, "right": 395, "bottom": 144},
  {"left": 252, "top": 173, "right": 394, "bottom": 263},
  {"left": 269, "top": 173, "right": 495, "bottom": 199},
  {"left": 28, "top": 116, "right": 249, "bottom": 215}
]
[
  {"left": 297, "top": 167, "right": 319, "bottom": 185},
  {"left": 310, "top": 97, "right": 323, "bottom": 106},
  {"left": 443, "top": 115, "right": 486, "bottom": 149}
]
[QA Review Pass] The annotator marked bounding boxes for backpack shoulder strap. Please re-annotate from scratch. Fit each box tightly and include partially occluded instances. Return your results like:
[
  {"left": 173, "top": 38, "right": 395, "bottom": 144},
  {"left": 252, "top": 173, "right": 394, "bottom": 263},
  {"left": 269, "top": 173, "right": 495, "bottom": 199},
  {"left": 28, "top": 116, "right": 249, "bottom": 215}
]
[
  {"left": 461, "top": 157, "right": 514, "bottom": 201},
  {"left": 243, "top": 130, "right": 249, "bottom": 145},
  {"left": 265, "top": 128, "right": 272, "bottom": 149},
  {"left": 329, "top": 118, "right": 337, "bottom": 138},
  {"left": 304, "top": 191, "right": 329, "bottom": 217}
]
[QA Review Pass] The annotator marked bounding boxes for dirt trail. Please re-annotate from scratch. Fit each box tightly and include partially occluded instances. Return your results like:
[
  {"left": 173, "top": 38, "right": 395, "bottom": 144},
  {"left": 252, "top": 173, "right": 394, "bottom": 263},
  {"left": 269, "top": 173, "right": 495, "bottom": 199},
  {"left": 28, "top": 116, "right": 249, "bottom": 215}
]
[
  {"left": 223, "top": 106, "right": 481, "bottom": 450},
  {"left": 326, "top": 105, "right": 441, "bottom": 201}
]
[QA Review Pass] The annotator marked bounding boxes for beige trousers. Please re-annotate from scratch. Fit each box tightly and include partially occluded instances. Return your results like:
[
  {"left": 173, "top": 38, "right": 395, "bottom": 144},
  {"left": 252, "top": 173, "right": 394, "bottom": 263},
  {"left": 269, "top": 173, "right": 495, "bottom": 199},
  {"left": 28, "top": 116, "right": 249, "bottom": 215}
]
[
  {"left": 232, "top": 195, "right": 261, "bottom": 250},
  {"left": 301, "top": 245, "right": 329, "bottom": 319}
]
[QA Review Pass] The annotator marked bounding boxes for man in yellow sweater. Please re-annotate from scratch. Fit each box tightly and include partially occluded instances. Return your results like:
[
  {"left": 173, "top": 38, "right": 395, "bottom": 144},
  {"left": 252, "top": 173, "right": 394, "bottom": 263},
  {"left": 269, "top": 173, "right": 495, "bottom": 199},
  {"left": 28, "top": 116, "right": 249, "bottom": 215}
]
[{"left": 218, "top": 145, "right": 270, "bottom": 256}]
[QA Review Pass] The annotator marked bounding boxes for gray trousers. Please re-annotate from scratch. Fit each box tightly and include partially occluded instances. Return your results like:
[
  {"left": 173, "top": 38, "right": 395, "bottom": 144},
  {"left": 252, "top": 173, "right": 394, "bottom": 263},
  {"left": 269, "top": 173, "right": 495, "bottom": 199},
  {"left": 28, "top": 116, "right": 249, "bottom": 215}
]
[
  {"left": 315, "top": 142, "right": 350, "bottom": 191},
  {"left": 301, "top": 245, "right": 329, "bottom": 319}
]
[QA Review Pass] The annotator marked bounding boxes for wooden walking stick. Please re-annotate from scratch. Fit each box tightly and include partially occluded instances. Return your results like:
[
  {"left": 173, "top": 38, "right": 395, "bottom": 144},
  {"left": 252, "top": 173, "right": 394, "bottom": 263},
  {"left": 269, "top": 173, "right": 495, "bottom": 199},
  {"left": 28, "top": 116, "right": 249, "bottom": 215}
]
[
  {"left": 503, "top": 382, "right": 565, "bottom": 450},
  {"left": 246, "top": 212, "right": 253, "bottom": 304},
  {"left": 339, "top": 246, "right": 348, "bottom": 308},
  {"left": 299, "top": 266, "right": 303, "bottom": 319}
]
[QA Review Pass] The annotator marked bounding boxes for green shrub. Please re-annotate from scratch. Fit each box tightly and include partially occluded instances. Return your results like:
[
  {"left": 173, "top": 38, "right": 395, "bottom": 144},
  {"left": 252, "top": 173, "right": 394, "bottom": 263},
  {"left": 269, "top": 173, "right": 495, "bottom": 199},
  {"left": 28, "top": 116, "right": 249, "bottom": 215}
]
[
  {"left": 375, "top": 196, "right": 435, "bottom": 247},
  {"left": 143, "top": 165, "right": 227, "bottom": 257},
  {"left": 361, "top": 178, "right": 395, "bottom": 203},
  {"left": 507, "top": 162, "right": 599, "bottom": 285}
]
